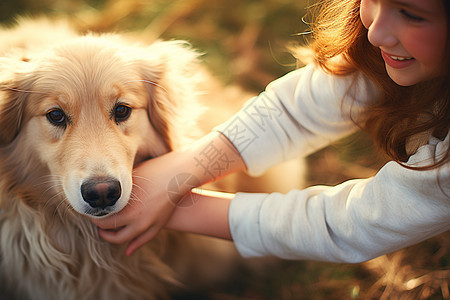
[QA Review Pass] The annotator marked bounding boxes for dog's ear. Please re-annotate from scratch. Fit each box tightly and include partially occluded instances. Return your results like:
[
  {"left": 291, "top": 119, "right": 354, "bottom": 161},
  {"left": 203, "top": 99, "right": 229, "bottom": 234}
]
[
  {"left": 0, "top": 73, "right": 33, "bottom": 145},
  {"left": 136, "top": 41, "right": 205, "bottom": 150}
]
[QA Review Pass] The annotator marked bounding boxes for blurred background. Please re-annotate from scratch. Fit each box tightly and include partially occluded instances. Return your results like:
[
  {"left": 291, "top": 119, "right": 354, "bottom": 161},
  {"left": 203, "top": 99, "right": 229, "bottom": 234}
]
[
  {"left": 1, "top": 0, "right": 448, "bottom": 299},
  {"left": 0, "top": 0, "right": 310, "bottom": 90}
]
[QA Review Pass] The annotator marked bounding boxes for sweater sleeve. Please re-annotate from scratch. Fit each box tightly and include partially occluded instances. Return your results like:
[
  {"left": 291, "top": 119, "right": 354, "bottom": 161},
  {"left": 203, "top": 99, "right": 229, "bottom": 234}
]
[
  {"left": 215, "top": 63, "right": 378, "bottom": 176},
  {"left": 228, "top": 133, "right": 450, "bottom": 262}
]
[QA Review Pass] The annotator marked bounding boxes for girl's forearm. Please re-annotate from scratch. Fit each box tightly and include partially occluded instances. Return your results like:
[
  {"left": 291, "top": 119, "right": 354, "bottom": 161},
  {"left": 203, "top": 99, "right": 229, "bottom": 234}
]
[
  {"left": 181, "top": 131, "right": 246, "bottom": 185},
  {"left": 165, "top": 189, "right": 234, "bottom": 240},
  {"left": 165, "top": 130, "right": 245, "bottom": 206}
]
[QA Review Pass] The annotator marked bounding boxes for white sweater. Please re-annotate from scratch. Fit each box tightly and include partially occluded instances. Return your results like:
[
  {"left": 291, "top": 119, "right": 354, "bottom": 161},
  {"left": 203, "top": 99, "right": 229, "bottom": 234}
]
[{"left": 216, "top": 64, "right": 450, "bottom": 263}]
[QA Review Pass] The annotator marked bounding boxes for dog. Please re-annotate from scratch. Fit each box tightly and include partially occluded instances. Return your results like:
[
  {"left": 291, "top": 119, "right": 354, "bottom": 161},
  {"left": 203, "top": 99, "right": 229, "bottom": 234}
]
[{"left": 0, "top": 18, "right": 243, "bottom": 300}]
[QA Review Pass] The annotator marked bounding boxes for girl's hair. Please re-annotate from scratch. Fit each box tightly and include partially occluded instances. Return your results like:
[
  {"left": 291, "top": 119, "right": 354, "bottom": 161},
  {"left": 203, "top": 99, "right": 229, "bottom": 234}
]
[{"left": 303, "top": 0, "right": 450, "bottom": 169}]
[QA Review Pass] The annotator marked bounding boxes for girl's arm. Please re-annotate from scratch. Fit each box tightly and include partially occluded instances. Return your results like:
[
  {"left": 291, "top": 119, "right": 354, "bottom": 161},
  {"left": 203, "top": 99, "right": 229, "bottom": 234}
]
[
  {"left": 226, "top": 134, "right": 450, "bottom": 262},
  {"left": 165, "top": 189, "right": 234, "bottom": 240}
]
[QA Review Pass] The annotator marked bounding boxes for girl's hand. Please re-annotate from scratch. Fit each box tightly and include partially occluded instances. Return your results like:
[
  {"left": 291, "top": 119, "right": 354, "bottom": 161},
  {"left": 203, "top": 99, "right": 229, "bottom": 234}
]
[
  {"left": 89, "top": 132, "right": 246, "bottom": 255},
  {"left": 90, "top": 154, "right": 183, "bottom": 256}
]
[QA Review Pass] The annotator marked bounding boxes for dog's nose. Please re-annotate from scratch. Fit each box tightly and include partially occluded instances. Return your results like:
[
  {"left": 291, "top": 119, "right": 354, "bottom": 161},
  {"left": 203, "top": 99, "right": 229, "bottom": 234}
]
[{"left": 81, "top": 177, "right": 121, "bottom": 209}]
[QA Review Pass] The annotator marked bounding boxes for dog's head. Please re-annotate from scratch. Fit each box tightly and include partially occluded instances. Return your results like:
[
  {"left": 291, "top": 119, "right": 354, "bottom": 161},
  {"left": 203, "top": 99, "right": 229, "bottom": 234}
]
[{"left": 0, "top": 34, "right": 202, "bottom": 217}]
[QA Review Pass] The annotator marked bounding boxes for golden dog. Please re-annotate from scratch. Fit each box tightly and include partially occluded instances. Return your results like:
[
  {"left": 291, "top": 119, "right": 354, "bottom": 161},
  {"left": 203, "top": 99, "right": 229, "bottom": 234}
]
[{"left": 0, "top": 18, "right": 241, "bottom": 300}]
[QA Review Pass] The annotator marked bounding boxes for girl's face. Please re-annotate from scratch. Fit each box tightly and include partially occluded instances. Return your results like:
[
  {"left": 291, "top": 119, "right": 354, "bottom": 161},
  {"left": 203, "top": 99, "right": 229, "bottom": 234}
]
[{"left": 360, "top": 0, "right": 447, "bottom": 86}]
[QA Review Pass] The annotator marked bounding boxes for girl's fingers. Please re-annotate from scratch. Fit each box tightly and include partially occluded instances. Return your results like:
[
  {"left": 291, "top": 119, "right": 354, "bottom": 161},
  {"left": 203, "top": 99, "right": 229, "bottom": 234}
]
[
  {"left": 126, "top": 227, "right": 159, "bottom": 256},
  {"left": 98, "top": 224, "right": 141, "bottom": 244},
  {"left": 97, "top": 228, "right": 120, "bottom": 243},
  {"left": 91, "top": 217, "right": 123, "bottom": 230},
  {"left": 90, "top": 201, "right": 144, "bottom": 230}
]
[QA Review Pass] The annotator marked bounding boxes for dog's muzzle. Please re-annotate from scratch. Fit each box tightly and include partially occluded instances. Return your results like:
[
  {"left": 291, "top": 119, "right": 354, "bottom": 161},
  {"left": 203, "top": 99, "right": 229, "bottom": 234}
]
[{"left": 81, "top": 177, "right": 122, "bottom": 209}]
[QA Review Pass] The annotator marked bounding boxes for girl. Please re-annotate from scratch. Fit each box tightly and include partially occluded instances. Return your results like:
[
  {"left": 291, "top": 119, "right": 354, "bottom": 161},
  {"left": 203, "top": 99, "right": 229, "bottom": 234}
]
[{"left": 92, "top": 0, "right": 450, "bottom": 263}]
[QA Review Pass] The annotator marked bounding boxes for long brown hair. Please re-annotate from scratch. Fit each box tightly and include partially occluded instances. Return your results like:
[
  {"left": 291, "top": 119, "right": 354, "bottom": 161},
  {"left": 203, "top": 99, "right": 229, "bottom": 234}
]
[{"left": 304, "top": 0, "right": 450, "bottom": 169}]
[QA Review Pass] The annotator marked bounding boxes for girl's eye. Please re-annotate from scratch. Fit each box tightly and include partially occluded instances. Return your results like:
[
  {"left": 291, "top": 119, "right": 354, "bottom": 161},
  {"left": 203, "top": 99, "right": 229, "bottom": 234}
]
[
  {"left": 114, "top": 104, "right": 132, "bottom": 123},
  {"left": 46, "top": 108, "right": 67, "bottom": 127},
  {"left": 400, "top": 9, "right": 425, "bottom": 22}
]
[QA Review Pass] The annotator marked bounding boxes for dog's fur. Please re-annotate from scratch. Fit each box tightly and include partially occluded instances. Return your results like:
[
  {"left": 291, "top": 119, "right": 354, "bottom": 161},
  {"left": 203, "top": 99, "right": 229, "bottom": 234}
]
[{"left": 0, "top": 18, "right": 241, "bottom": 299}]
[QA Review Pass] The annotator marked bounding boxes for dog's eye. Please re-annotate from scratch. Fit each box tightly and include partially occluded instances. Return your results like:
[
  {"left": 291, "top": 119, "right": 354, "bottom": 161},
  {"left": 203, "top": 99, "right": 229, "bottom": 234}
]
[
  {"left": 114, "top": 104, "right": 132, "bottom": 123},
  {"left": 46, "top": 109, "right": 67, "bottom": 127}
]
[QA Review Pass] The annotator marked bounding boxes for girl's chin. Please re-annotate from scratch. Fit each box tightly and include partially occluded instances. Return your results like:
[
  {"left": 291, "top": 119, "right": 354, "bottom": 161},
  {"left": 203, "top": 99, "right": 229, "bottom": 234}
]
[{"left": 386, "top": 66, "right": 420, "bottom": 87}]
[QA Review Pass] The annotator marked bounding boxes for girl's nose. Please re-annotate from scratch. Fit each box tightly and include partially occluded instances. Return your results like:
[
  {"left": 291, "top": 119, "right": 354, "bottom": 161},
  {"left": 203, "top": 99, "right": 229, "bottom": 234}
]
[{"left": 366, "top": 6, "right": 398, "bottom": 48}]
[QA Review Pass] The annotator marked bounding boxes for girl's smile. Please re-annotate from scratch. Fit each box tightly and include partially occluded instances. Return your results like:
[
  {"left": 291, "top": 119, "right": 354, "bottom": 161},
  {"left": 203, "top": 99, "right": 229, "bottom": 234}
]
[
  {"left": 360, "top": 0, "right": 447, "bottom": 86},
  {"left": 380, "top": 50, "right": 415, "bottom": 69}
]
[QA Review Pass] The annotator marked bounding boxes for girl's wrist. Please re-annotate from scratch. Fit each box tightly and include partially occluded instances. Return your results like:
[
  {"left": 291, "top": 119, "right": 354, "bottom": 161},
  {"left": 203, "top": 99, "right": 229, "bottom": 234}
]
[
  {"left": 192, "top": 131, "right": 245, "bottom": 180},
  {"left": 171, "top": 131, "right": 245, "bottom": 199}
]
